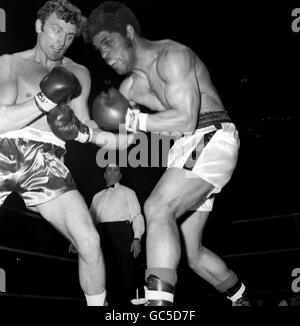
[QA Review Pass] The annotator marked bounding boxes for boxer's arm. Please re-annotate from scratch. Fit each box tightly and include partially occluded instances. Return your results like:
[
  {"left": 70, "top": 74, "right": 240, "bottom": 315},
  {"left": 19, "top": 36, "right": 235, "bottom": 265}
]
[
  {"left": 130, "top": 49, "right": 200, "bottom": 135},
  {"left": 91, "top": 128, "right": 136, "bottom": 150},
  {"left": 67, "top": 64, "right": 97, "bottom": 128},
  {"left": 0, "top": 55, "right": 43, "bottom": 133},
  {"left": 48, "top": 66, "right": 135, "bottom": 147},
  {"left": 69, "top": 67, "right": 135, "bottom": 148},
  {"left": 149, "top": 49, "right": 199, "bottom": 134},
  {"left": 119, "top": 74, "right": 134, "bottom": 98},
  {"left": 119, "top": 75, "right": 141, "bottom": 110}
]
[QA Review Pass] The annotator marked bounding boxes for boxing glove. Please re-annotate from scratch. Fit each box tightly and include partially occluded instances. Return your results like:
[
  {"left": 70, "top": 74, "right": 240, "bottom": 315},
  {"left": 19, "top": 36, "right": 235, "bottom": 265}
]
[
  {"left": 47, "top": 103, "right": 92, "bottom": 143},
  {"left": 35, "top": 66, "right": 81, "bottom": 113},
  {"left": 92, "top": 88, "right": 148, "bottom": 133}
]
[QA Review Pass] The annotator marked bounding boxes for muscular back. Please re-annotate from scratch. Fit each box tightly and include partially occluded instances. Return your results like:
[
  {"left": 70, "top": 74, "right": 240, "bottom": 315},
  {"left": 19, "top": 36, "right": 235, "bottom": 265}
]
[{"left": 122, "top": 40, "right": 225, "bottom": 116}]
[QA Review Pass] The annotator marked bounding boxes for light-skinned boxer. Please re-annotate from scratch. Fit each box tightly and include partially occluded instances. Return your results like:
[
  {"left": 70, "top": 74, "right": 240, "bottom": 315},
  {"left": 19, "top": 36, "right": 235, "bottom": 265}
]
[{"left": 0, "top": 0, "right": 134, "bottom": 306}]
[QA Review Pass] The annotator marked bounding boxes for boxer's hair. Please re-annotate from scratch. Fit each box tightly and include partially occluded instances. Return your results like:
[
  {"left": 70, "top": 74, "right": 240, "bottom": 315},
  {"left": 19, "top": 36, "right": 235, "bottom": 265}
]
[
  {"left": 84, "top": 1, "right": 141, "bottom": 43},
  {"left": 37, "top": 0, "right": 86, "bottom": 36}
]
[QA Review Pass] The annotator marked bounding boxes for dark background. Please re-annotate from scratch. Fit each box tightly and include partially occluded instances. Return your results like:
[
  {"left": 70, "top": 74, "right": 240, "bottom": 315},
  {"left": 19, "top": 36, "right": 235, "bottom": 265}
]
[{"left": 0, "top": 0, "right": 300, "bottom": 305}]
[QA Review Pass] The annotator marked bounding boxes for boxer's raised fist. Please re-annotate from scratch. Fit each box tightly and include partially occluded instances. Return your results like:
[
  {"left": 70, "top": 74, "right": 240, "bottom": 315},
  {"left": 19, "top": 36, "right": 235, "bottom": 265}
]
[
  {"left": 35, "top": 67, "right": 81, "bottom": 113},
  {"left": 92, "top": 88, "right": 147, "bottom": 133},
  {"left": 47, "top": 104, "right": 92, "bottom": 143}
]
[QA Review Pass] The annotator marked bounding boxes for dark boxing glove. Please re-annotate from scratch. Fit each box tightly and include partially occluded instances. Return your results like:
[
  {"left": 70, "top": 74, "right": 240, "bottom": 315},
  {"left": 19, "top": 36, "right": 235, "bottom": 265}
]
[
  {"left": 47, "top": 104, "right": 92, "bottom": 143},
  {"left": 92, "top": 87, "right": 148, "bottom": 133},
  {"left": 35, "top": 66, "right": 81, "bottom": 113}
]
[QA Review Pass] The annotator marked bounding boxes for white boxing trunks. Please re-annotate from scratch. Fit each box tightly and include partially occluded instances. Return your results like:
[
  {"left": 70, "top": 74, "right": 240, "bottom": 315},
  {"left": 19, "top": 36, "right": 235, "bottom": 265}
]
[{"left": 167, "top": 111, "right": 240, "bottom": 211}]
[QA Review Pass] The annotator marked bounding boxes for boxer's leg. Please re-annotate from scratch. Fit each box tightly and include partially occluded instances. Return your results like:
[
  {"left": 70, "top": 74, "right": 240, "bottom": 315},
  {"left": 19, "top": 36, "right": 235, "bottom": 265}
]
[
  {"left": 140, "top": 122, "right": 239, "bottom": 305},
  {"left": 180, "top": 210, "right": 231, "bottom": 286},
  {"left": 181, "top": 210, "right": 249, "bottom": 305},
  {"left": 36, "top": 190, "right": 106, "bottom": 305},
  {"left": 142, "top": 167, "right": 214, "bottom": 305}
]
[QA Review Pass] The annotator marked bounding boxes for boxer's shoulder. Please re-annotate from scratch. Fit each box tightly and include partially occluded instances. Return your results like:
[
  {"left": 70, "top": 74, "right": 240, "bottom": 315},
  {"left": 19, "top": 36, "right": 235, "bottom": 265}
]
[
  {"left": 157, "top": 44, "right": 195, "bottom": 81},
  {"left": 1, "top": 50, "right": 37, "bottom": 74},
  {"left": 8, "top": 49, "right": 35, "bottom": 66},
  {"left": 62, "top": 57, "right": 91, "bottom": 82},
  {"left": 0, "top": 53, "right": 16, "bottom": 78},
  {"left": 156, "top": 39, "right": 190, "bottom": 57},
  {"left": 0, "top": 53, "right": 14, "bottom": 67}
]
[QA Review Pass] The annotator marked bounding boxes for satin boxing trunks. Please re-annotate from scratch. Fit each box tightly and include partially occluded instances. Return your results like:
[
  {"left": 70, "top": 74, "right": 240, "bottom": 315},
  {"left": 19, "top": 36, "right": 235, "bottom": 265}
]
[
  {"left": 167, "top": 111, "right": 240, "bottom": 211},
  {"left": 0, "top": 127, "right": 76, "bottom": 207}
]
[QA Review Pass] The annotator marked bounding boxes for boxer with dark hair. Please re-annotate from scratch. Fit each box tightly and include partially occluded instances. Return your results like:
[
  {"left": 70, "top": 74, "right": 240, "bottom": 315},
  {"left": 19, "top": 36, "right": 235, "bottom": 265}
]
[
  {"left": 0, "top": 0, "right": 134, "bottom": 306},
  {"left": 85, "top": 1, "right": 250, "bottom": 306},
  {"left": 83, "top": 0, "right": 141, "bottom": 42},
  {"left": 37, "top": 0, "right": 85, "bottom": 36}
]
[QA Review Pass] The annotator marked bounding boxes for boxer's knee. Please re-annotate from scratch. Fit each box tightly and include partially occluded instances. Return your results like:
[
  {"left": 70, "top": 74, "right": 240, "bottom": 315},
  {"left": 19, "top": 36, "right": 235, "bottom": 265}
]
[
  {"left": 76, "top": 229, "right": 101, "bottom": 264},
  {"left": 144, "top": 194, "right": 176, "bottom": 226}
]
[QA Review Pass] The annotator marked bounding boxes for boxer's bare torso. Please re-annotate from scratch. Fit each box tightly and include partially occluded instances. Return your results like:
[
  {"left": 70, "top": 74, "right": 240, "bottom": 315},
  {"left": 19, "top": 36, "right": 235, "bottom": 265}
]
[
  {"left": 2, "top": 50, "right": 86, "bottom": 132},
  {"left": 123, "top": 40, "right": 225, "bottom": 115}
]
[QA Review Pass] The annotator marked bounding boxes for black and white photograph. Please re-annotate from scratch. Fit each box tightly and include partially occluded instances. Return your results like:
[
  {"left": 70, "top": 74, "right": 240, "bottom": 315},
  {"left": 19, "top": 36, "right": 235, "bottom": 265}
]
[{"left": 0, "top": 0, "right": 299, "bottom": 316}]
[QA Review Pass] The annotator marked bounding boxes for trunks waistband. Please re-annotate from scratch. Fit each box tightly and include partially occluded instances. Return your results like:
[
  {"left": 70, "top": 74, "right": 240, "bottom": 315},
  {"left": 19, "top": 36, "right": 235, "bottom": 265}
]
[
  {"left": 197, "top": 111, "right": 232, "bottom": 129},
  {"left": 97, "top": 220, "right": 131, "bottom": 226},
  {"left": 0, "top": 127, "right": 65, "bottom": 148}
]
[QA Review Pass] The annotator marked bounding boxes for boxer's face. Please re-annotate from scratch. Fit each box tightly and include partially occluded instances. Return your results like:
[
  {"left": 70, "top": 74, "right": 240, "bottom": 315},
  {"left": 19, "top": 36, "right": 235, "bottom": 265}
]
[
  {"left": 36, "top": 13, "right": 77, "bottom": 61},
  {"left": 93, "top": 31, "right": 136, "bottom": 75}
]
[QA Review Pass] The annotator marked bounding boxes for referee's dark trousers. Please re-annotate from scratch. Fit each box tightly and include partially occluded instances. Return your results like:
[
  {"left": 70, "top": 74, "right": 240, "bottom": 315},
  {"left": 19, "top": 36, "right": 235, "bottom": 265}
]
[{"left": 96, "top": 221, "right": 142, "bottom": 305}]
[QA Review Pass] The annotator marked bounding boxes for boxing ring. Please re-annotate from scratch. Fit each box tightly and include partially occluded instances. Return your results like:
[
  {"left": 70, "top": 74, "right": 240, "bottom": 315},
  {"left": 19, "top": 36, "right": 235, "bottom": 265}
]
[
  {"left": 0, "top": 114, "right": 298, "bottom": 305},
  {"left": 0, "top": 206, "right": 299, "bottom": 305},
  {"left": 0, "top": 206, "right": 85, "bottom": 305},
  {"left": 175, "top": 208, "right": 300, "bottom": 305}
]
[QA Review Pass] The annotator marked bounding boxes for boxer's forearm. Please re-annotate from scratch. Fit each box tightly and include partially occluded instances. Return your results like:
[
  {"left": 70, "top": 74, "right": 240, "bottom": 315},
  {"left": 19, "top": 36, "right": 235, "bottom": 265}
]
[
  {"left": 0, "top": 99, "right": 42, "bottom": 133},
  {"left": 90, "top": 128, "right": 136, "bottom": 149},
  {"left": 84, "top": 118, "right": 98, "bottom": 129},
  {"left": 142, "top": 109, "right": 196, "bottom": 134}
]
